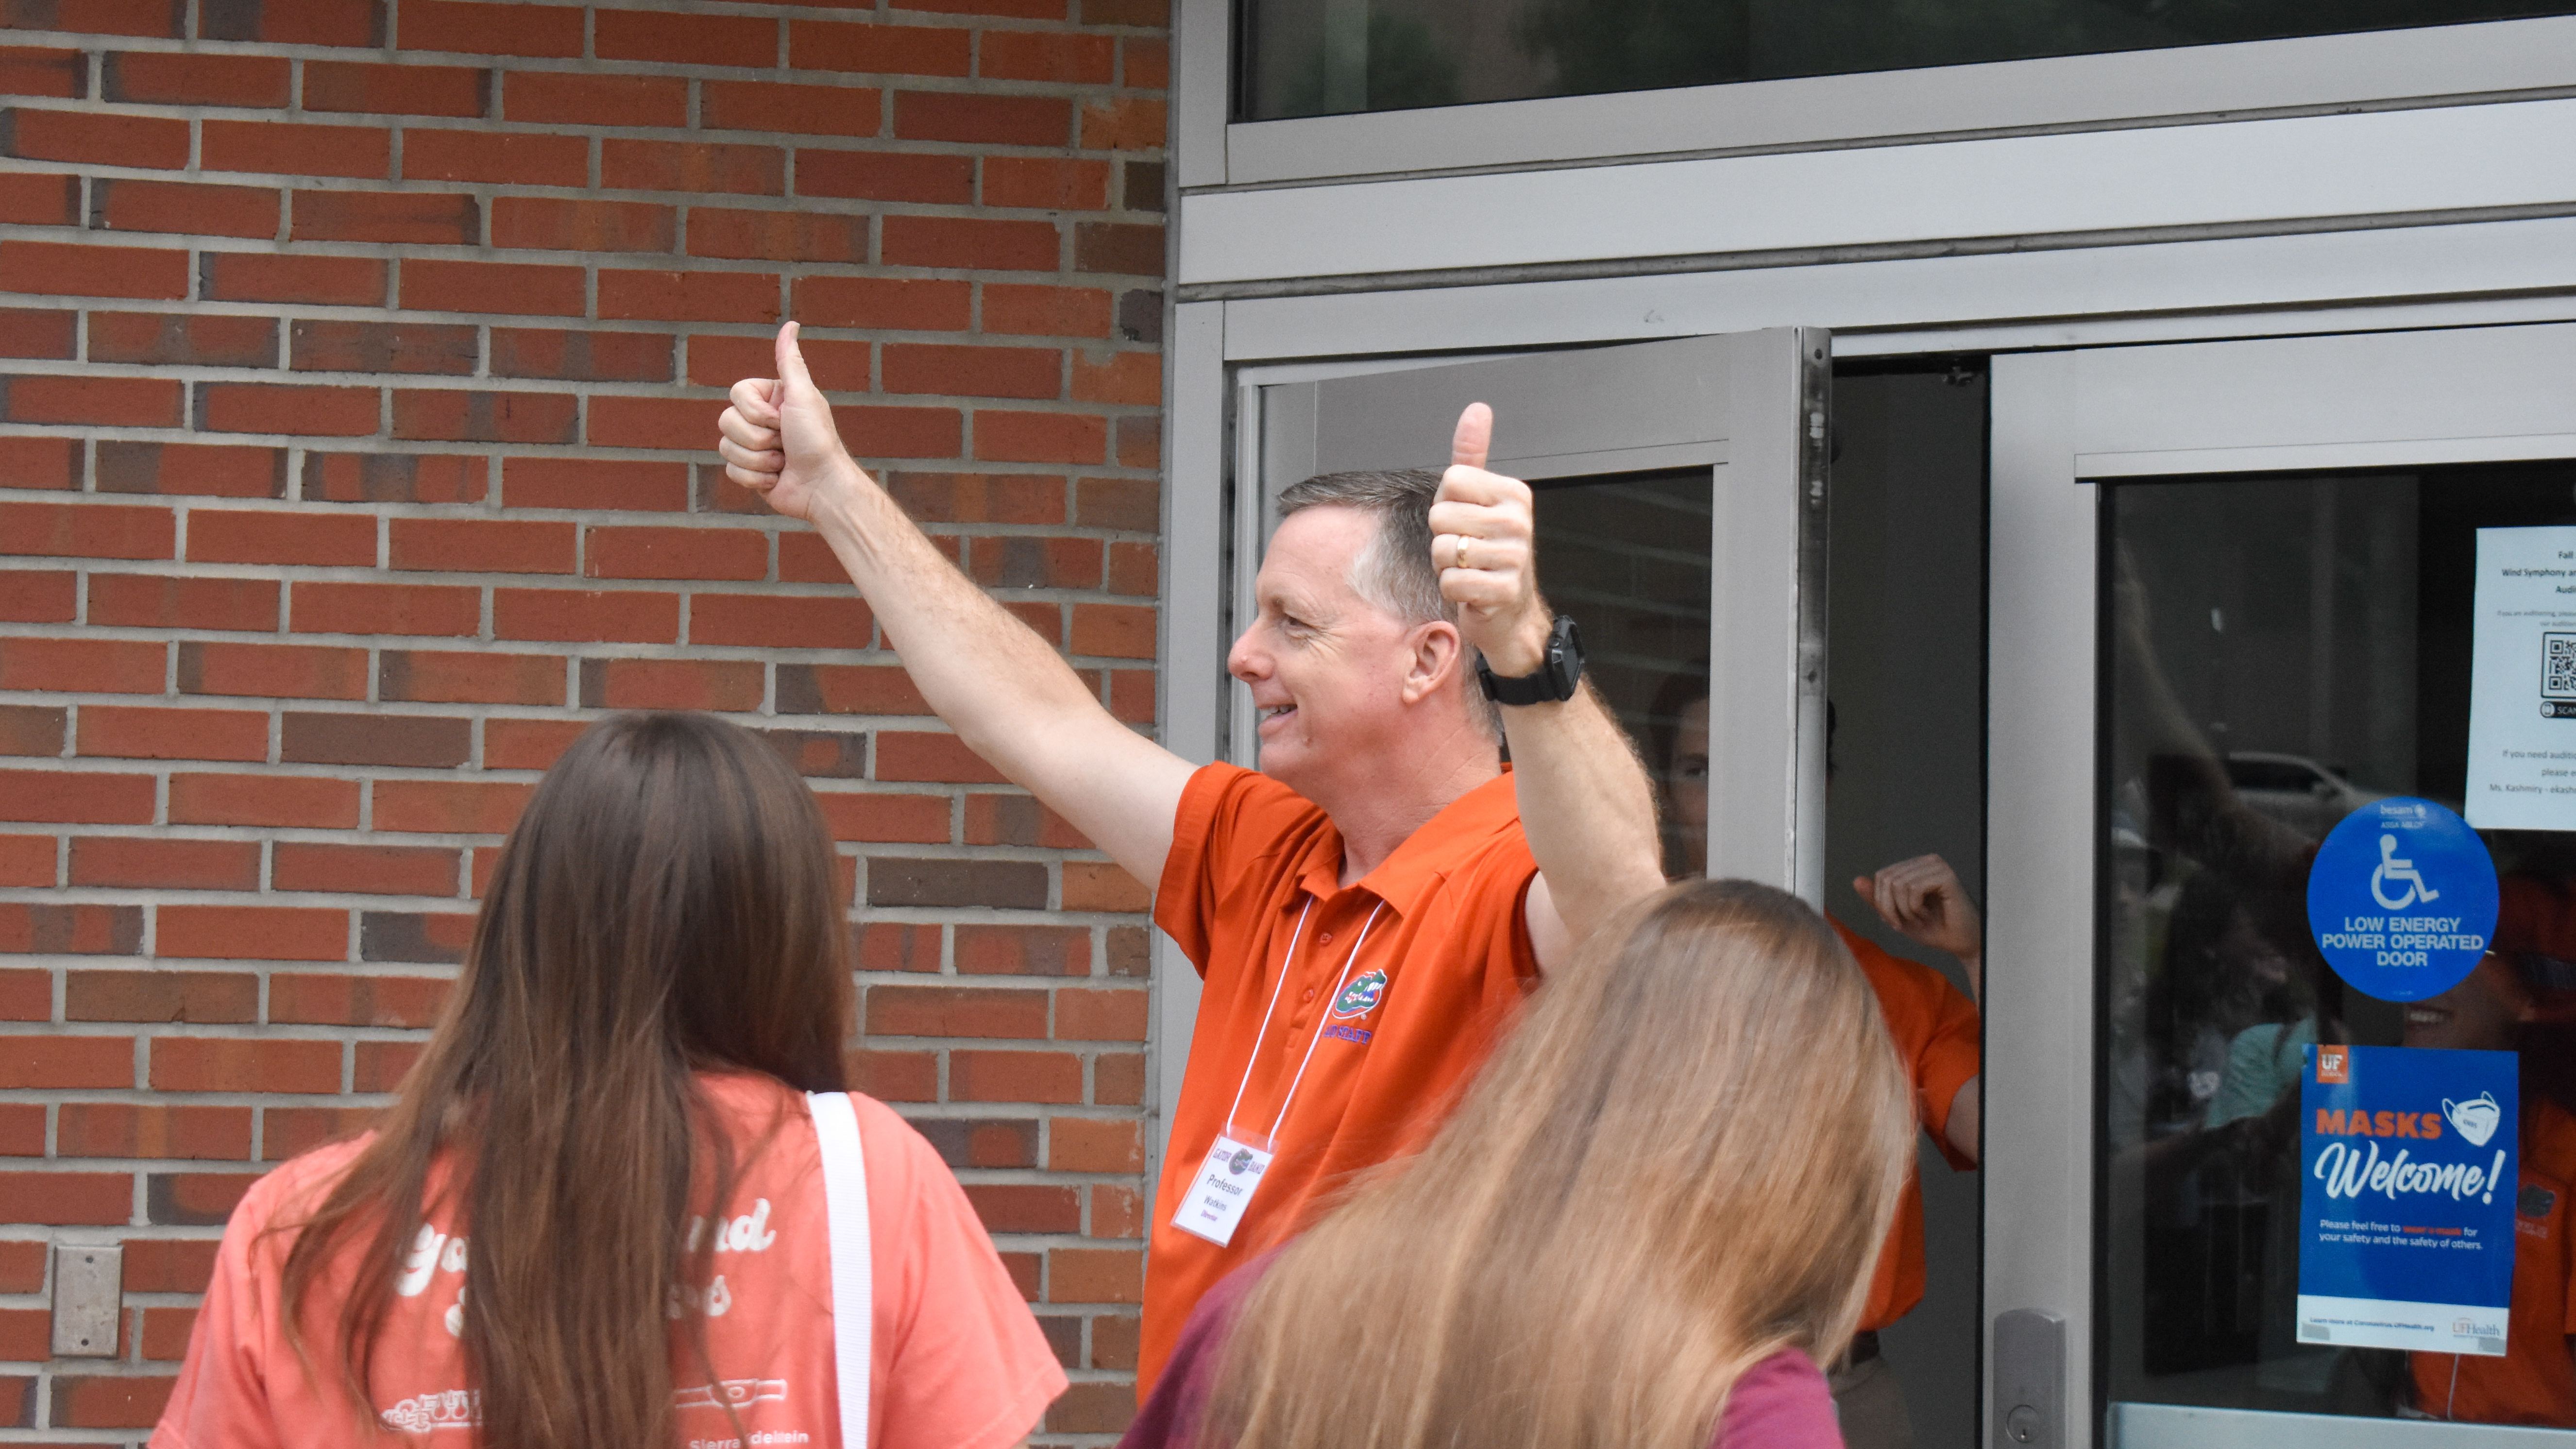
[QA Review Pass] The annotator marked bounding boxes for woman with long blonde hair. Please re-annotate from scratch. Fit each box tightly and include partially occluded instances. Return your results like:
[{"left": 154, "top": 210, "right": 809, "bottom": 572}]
[{"left": 1125, "top": 877, "right": 1917, "bottom": 1449}]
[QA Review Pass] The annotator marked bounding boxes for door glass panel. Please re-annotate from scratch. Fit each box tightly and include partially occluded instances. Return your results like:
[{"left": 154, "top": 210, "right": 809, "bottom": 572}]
[
  {"left": 1236, "top": 0, "right": 2576, "bottom": 121},
  {"left": 1529, "top": 468, "right": 1711, "bottom": 878},
  {"left": 2103, "top": 461, "right": 2576, "bottom": 1431}
]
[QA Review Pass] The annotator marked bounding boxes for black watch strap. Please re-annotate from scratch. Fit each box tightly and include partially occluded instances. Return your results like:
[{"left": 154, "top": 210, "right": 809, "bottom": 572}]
[{"left": 1477, "top": 614, "right": 1584, "bottom": 705}]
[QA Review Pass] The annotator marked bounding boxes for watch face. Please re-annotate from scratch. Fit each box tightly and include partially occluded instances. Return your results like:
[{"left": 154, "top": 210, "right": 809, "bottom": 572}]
[{"left": 1549, "top": 616, "right": 1584, "bottom": 695}]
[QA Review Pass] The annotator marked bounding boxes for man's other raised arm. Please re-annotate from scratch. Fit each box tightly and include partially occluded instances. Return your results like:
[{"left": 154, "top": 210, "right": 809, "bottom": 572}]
[
  {"left": 1429, "top": 405, "right": 1667, "bottom": 968},
  {"left": 717, "top": 323, "right": 1194, "bottom": 893}
]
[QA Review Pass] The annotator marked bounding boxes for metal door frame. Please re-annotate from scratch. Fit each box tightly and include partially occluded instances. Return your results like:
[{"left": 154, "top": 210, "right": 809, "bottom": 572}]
[{"left": 1987, "top": 321, "right": 2576, "bottom": 1449}]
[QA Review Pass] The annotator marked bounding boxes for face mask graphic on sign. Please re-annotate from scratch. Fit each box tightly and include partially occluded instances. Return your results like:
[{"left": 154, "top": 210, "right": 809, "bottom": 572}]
[{"left": 2444, "top": 1091, "right": 2503, "bottom": 1147}]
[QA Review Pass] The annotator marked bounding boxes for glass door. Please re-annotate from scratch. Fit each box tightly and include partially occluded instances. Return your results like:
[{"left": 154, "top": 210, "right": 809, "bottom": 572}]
[
  {"left": 1988, "top": 323, "right": 2576, "bottom": 1449},
  {"left": 1242, "top": 329, "right": 1832, "bottom": 893}
]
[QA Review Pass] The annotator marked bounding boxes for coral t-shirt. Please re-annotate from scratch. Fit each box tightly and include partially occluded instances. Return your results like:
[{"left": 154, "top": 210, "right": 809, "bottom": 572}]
[
  {"left": 154, "top": 1074, "right": 1065, "bottom": 1449},
  {"left": 1832, "top": 919, "right": 1983, "bottom": 1333}
]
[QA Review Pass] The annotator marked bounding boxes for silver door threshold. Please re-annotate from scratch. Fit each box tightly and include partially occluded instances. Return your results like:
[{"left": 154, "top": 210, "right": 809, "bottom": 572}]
[{"left": 2113, "top": 1402, "right": 2572, "bottom": 1447}]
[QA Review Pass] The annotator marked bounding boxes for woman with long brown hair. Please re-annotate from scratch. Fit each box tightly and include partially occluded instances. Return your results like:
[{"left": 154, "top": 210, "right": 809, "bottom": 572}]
[
  {"left": 156, "top": 712, "right": 1064, "bottom": 1449},
  {"left": 1125, "top": 877, "right": 1916, "bottom": 1449}
]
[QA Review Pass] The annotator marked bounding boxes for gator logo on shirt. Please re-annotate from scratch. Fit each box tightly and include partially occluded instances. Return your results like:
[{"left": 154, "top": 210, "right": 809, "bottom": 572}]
[{"left": 1331, "top": 968, "right": 1388, "bottom": 1021}]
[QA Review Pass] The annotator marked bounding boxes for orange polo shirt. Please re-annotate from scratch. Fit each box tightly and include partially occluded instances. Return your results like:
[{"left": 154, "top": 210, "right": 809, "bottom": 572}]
[
  {"left": 1832, "top": 919, "right": 1983, "bottom": 1333},
  {"left": 1142, "top": 764, "right": 1541, "bottom": 1398}
]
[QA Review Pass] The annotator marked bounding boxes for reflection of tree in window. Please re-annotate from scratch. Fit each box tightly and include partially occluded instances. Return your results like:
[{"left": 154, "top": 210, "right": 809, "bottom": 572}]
[
  {"left": 1508, "top": 0, "right": 2557, "bottom": 101},
  {"left": 1241, "top": 0, "right": 2576, "bottom": 119},
  {"left": 1274, "top": 12, "right": 1461, "bottom": 117},
  {"left": 1513, "top": 0, "right": 1750, "bottom": 98}
]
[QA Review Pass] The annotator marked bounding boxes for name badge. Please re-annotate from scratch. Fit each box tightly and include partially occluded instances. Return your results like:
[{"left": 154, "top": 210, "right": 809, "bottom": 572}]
[{"left": 1171, "top": 1129, "right": 1273, "bottom": 1247}]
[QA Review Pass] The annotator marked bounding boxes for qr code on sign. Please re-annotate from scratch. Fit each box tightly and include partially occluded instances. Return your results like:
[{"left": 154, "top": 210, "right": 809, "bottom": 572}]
[{"left": 2546, "top": 633, "right": 2576, "bottom": 699}]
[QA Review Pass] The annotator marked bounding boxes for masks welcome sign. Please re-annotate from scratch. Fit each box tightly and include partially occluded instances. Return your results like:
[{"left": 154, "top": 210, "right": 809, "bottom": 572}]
[{"left": 2297, "top": 1043, "right": 2519, "bottom": 1356}]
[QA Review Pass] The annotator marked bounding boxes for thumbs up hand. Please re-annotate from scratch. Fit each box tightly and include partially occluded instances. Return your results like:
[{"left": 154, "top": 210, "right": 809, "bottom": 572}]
[
  {"left": 717, "top": 321, "right": 859, "bottom": 522},
  {"left": 1428, "top": 402, "right": 1551, "bottom": 678}
]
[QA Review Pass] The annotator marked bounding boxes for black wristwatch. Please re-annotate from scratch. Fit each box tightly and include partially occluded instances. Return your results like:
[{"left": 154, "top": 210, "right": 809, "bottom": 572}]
[{"left": 1477, "top": 614, "right": 1585, "bottom": 705}]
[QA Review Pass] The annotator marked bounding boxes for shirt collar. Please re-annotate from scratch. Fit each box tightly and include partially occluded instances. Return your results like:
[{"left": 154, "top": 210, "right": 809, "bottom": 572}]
[{"left": 1292, "top": 768, "right": 1520, "bottom": 920}]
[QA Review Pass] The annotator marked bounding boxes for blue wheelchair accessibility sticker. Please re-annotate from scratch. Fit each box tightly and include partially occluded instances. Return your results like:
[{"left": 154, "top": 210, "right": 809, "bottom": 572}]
[{"left": 2305, "top": 797, "right": 2498, "bottom": 1003}]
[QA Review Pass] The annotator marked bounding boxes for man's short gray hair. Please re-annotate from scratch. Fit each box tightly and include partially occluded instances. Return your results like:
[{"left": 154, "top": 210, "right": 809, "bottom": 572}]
[{"left": 1275, "top": 468, "right": 1503, "bottom": 742}]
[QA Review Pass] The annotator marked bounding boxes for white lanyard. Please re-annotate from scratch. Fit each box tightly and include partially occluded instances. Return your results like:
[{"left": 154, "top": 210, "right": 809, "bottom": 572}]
[
  {"left": 1171, "top": 894, "right": 1388, "bottom": 1247},
  {"left": 1229, "top": 897, "right": 1387, "bottom": 1140}
]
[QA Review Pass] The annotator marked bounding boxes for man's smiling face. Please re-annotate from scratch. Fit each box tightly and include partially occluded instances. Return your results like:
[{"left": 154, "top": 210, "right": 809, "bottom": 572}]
[
  {"left": 1226, "top": 505, "right": 1424, "bottom": 801},
  {"left": 2402, "top": 955, "right": 2527, "bottom": 1052}
]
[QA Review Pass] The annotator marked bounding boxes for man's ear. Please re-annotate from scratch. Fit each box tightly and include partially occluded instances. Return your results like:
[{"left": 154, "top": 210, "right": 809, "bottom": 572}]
[{"left": 1400, "top": 619, "right": 1464, "bottom": 706}]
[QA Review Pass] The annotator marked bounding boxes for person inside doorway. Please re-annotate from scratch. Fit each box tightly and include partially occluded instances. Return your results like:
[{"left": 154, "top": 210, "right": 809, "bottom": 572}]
[
  {"left": 2393, "top": 930, "right": 2576, "bottom": 1426},
  {"left": 716, "top": 325, "right": 1668, "bottom": 1400},
  {"left": 1121, "top": 879, "right": 1917, "bottom": 1449},
  {"left": 1650, "top": 679, "right": 1982, "bottom": 1449}
]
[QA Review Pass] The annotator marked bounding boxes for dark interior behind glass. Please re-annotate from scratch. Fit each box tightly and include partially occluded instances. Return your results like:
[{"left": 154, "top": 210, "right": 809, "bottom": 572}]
[
  {"left": 2101, "top": 462, "right": 2576, "bottom": 1431},
  {"left": 1236, "top": 0, "right": 2576, "bottom": 121},
  {"left": 1529, "top": 469, "right": 1711, "bottom": 878}
]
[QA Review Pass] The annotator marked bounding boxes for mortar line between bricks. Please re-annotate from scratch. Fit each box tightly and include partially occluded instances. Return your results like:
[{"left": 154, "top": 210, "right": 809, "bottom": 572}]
[
  {"left": 4, "top": 281, "right": 1176, "bottom": 315},
  {"left": 0, "top": 1082, "right": 412, "bottom": 1100},
  {"left": 0, "top": 1019, "right": 443, "bottom": 1042},
  {"left": 0, "top": 445, "right": 1158, "bottom": 484},
  {"left": 36, "top": 224, "right": 1171, "bottom": 257},
  {"left": 59, "top": 155, "right": 1167, "bottom": 199},
  {"left": 0, "top": 1, "right": 1170, "bottom": 47},
  {"left": 5, "top": 140, "right": 1151, "bottom": 191},
  {"left": 0, "top": 700, "right": 1150, "bottom": 733},
  {"left": 0, "top": 51, "right": 1160, "bottom": 95}
]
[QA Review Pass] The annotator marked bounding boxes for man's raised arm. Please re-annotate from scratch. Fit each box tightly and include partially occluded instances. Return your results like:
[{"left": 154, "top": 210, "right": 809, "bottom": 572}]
[
  {"left": 1430, "top": 405, "right": 1668, "bottom": 967},
  {"left": 718, "top": 323, "right": 1195, "bottom": 893}
]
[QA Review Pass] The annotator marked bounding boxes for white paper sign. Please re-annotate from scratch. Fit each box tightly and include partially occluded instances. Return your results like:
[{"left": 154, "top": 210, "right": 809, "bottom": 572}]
[
  {"left": 1170, "top": 1132, "right": 1272, "bottom": 1247},
  {"left": 2465, "top": 525, "right": 2576, "bottom": 830}
]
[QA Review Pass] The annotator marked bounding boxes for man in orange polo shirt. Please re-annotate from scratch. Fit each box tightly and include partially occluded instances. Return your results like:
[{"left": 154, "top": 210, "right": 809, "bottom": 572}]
[{"left": 717, "top": 326, "right": 1668, "bottom": 1401}]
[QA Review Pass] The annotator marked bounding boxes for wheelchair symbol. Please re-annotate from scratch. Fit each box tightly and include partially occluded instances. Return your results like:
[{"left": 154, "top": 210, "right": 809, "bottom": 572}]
[{"left": 2371, "top": 833, "right": 2440, "bottom": 911}]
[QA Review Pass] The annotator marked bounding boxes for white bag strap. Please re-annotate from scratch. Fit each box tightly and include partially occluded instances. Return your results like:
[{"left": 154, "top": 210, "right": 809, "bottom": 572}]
[{"left": 809, "top": 1091, "right": 873, "bottom": 1449}]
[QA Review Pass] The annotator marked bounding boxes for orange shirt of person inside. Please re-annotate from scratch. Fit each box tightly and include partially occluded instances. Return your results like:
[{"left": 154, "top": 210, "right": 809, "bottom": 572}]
[
  {"left": 2407, "top": 1095, "right": 2576, "bottom": 1427},
  {"left": 1145, "top": 763, "right": 1543, "bottom": 1397},
  {"left": 2404, "top": 877, "right": 2576, "bottom": 1427},
  {"left": 1831, "top": 919, "right": 1983, "bottom": 1332},
  {"left": 154, "top": 1074, "right": 1066, "bottom": 1449}
]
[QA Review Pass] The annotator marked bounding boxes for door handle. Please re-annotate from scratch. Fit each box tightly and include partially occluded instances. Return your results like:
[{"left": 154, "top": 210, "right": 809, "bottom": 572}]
[{"left": 1991, "top": 1308, "right": 2065, "bottom": 1448}]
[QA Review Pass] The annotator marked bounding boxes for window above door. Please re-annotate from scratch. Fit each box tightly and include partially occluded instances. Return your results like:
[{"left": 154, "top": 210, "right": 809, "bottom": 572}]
[
  {"left": 1172, "top": 2, "right": 2576, "bottom": 189},
  {"left": 1234, "top": 0, "right": 2576, "bottom": 123}
]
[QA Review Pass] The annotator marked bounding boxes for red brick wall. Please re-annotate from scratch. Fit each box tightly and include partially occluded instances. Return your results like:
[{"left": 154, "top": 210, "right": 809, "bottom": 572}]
[{"left": 0, "top": 0, "right": 1166, "bottom": 1437}]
